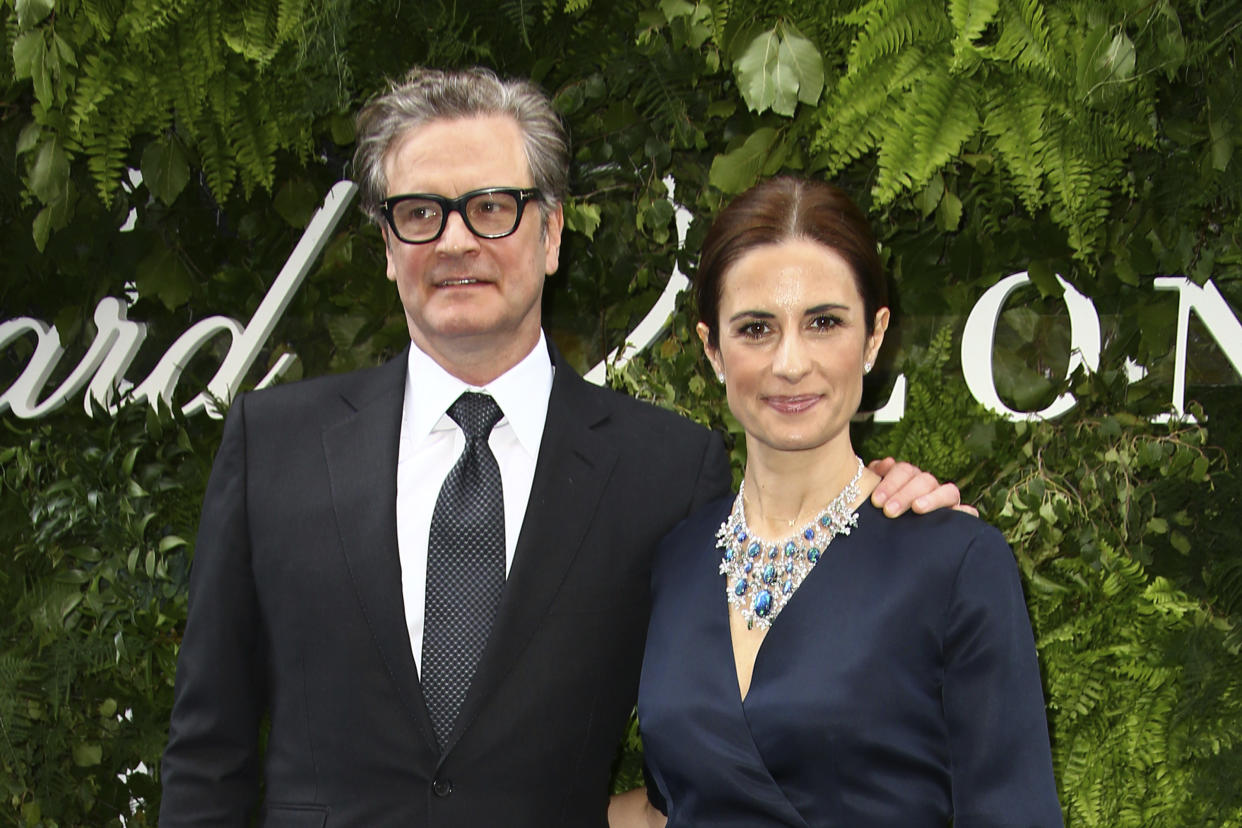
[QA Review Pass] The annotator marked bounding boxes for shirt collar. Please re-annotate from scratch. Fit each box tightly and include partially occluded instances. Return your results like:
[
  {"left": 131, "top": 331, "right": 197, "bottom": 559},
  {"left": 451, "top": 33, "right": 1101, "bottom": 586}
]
[{"left": 403, "top": 332, "right": 554, "bottom": 456}]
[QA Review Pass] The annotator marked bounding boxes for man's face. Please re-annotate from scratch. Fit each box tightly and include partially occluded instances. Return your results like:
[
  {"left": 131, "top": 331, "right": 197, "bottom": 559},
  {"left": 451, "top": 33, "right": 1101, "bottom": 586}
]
[{"left": 382, "top": 114, "right": 563, "bottom": 381}]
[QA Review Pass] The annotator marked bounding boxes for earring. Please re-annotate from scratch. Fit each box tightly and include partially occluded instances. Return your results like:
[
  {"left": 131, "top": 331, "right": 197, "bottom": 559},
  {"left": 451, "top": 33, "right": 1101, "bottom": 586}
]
[
  {"left": 716, "top": 371, "right": 726, "bottom": 383},
  {"left": 864, "top": 361, "right": 873, "bottom": 374}
]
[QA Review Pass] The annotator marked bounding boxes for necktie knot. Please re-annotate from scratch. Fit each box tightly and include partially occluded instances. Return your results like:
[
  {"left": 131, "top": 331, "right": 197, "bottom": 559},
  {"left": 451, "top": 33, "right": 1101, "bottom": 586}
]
[{"left": 447, "top": 392, "right": 503, "bottom": 442}]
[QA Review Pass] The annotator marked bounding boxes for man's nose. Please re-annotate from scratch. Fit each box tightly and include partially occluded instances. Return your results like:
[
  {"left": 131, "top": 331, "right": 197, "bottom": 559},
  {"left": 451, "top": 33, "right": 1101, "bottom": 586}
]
[{"left": 437, "top": 209, "right": 481, "bottom": 253}]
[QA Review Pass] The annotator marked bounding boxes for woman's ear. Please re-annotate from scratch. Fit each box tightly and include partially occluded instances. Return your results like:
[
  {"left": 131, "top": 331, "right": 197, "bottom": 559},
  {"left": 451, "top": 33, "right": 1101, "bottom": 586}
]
[
  {"left": 696, "top": 322, "right": 724, "bottom": 381},
  {"left": 866, "top": 307, "right": 890, "bottom": 368}
]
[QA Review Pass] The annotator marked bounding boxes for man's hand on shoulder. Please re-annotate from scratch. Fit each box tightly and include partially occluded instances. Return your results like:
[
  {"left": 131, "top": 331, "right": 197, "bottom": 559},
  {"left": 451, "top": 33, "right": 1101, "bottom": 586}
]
[{"left": 868, "top": 457, "right": 979, "bottom": 518}]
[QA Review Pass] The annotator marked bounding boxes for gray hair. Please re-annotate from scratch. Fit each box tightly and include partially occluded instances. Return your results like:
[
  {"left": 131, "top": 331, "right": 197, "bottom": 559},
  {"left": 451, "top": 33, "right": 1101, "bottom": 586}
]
[{"left": 353, "top": 66, "right": 570, "bottom": 224}]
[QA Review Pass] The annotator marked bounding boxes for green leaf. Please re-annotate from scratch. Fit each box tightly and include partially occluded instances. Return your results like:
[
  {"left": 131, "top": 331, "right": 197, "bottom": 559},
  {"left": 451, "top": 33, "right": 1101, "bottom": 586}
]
[
  {"left": 1027, "top": 260, "right": 1062, "bottom": 297},
  {"left": 735, "top": 28, "right": 781, "bottom": 113},
  {"left": 659, "top": 0, "right": 694, "bottom": 21},
  {"left": 141, "top": 139, "right": 191, "bottom": 206},
  {"left": 709, "top": 128, "right": 779, "bottom": 193},
  {"left": 1098, "top": 30, "right": 1136, "bottom": 84},
  {"left": 28, "top": 138, "right": 70, "bottom": 205},
  {"left": 274, "top": 177, "right": 319, "bottom": 228},
  {"left": 777, "top": 25, "right": 824, "bottom": 108},
  {"left": 12, "top": 31, "right": 42, "bottom": 80},
  {"left": 32, "top": 205, "right": 54, "bottom": 251},
  {"left": 918, "top": 173, "right": 945, "bottom": 218},
  {"left": 16, "top": 0, "right": 55, "bottom": 30},
  {"left": 16, "top": 120, "right": 42, "bottom": 155},
  {"left": 1208, "top": 116, "right": 1234, "bottom": 172},
  {"left": 73, "top": 742, "right": 102, "bottom": 767},
  {"left": 935, "top": 188, "right": 962, "bottom": 231},
  {"left": 159, "top": 534, "right": 189, "bottom": 552},
  {"left": 563, "top": 200, "right": 602, "bottom": 240},
  {"left": 135, "top": 244, "right": 195, "bottom": 311}
]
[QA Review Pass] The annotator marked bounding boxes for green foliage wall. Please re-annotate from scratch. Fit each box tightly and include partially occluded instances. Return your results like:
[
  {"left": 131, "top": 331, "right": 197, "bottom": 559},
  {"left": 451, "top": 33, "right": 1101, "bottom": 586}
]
[{"left": 3, "top": 0, "right": 1241, "bottom": 824}]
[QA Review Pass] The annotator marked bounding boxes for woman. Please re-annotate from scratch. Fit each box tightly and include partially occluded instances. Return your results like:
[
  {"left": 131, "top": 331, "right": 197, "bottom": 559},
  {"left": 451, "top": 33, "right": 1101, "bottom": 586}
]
[{"left": 613, "top": 177, "right": 1061, "bottom": 827}]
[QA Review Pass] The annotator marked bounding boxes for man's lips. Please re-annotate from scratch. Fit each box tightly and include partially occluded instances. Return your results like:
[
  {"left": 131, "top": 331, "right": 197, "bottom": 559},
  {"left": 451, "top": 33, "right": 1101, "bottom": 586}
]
[
  {"left": 434, "top": 276, "right": 491, "bottom": 287},
  {"left": 763, "top": 394, "right": 822, "bottom": 414}
]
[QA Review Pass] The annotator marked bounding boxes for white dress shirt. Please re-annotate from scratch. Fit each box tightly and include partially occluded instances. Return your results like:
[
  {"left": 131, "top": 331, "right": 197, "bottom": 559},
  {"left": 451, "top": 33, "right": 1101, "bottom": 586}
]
[{"left": 395, "top": 334, "right": 554, "bottom": 673}]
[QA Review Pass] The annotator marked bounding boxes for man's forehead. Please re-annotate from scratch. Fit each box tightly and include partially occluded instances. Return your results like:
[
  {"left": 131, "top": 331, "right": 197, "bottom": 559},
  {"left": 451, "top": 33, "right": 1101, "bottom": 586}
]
[{"left": 383, "top": 114, "right": 532, "bottom": 194}]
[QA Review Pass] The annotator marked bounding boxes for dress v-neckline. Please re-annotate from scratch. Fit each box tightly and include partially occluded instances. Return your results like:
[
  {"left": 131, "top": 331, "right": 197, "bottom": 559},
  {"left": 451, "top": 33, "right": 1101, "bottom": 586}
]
[{"left": 724, "top": 499, "right": 876, "bottom": 705}]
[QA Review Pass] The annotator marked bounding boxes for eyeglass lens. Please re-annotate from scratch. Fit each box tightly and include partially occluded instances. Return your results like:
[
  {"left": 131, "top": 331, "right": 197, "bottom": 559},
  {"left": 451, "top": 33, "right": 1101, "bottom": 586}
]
[{"left": 390, "top": 191, "right": 523, "bottom": 242}]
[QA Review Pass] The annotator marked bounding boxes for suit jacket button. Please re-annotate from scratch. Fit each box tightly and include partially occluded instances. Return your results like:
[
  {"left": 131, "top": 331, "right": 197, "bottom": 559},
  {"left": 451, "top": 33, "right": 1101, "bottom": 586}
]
[{"left": 432, "top": 778, "right": 453, "bottom": 797}]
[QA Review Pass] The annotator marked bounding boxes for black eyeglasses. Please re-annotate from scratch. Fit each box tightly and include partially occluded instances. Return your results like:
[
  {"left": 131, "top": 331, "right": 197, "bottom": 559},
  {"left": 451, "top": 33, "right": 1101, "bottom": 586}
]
[{"left": 379, "top": 187, "right": 542, "bottom": 244}]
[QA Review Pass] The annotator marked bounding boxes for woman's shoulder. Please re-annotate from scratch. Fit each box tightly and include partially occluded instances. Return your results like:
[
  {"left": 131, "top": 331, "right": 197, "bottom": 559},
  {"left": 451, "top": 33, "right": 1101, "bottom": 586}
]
[{"left": 857, "top": 501, "right": 1014, "bottom": 575}]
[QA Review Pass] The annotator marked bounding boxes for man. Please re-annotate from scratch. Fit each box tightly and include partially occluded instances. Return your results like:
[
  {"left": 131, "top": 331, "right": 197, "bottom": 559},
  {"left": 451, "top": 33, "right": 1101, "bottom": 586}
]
[{"left": 159, "top": 66, "right": 961, "bottom": 827}]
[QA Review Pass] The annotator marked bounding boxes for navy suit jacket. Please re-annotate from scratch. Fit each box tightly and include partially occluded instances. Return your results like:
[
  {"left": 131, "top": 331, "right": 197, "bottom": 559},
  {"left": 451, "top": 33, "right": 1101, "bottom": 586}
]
[{"left": 159, "top": 342, "right": 731, "bottom": 827}]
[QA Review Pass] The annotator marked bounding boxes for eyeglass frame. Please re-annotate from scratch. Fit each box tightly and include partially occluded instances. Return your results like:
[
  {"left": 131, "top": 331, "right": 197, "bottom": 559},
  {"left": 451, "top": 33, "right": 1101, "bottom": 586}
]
[{"left": 379, "top": 187, "right": 544, "bottom": 244}]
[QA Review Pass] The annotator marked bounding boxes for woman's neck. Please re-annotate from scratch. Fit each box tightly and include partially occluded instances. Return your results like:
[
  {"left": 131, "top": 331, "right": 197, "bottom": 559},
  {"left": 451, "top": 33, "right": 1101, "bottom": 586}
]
[{"left": 741, "top": 441, "right": 869, "bottom": 539}]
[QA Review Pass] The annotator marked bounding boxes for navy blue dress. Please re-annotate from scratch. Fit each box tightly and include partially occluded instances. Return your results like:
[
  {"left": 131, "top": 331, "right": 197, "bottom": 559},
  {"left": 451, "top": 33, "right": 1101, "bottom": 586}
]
[{"left": 638, "top": 498, "right": 1062, "bottom": 827}]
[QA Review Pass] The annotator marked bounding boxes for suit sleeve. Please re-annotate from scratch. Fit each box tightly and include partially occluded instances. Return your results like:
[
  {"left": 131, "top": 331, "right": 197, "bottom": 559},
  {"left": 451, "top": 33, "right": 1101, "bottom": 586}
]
[
  {"left": 942, "top": 527, "right": 1063, "bottom": 827},
  {"left": 160, "top": 396, "right": 267, "bottom": 826},
  {"left": 687, "top": 429, "right": 732, "bottom": 512}
]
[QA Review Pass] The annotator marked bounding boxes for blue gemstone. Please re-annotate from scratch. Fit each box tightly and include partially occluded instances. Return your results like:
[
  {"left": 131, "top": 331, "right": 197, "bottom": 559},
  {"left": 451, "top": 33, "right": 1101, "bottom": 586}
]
[
  {"left": 769, "top": 546, "right": 779, "bottom": 559},
  {"left": 735, "top": 580, "right": 748, "bottom": 596},
  {"left": 754, "top": 590, "right": 773, "bottom": 617},
  {"left": 743, "top": 561, "right": 753, "bottom": 574},
  {"left": 784, "top": 541, "right": 797, "bottom": 556},
  {"left": 783, "top": 579, "right": 794, "bottom": 594},
  {"left": 738, "top": 531, "right": 748, "bottom": 542},
  {"left": 808, "top": 547, "right": 821, "bottom": 563},
  {"left": 748, "top": 541, "right": 761, "bottom": 558},
  {"left": 820, "top": 514, "right": 831, "bottom": 527},
  {"left": 762, "top": 564, "right": 777, "bottom": 584},
  {"left": 803, "top": 527, "right": 815, "bottom": 540},
  {"left": 723, "top": 548, "right": 735, "bottom": 562},
  {"left": 785, "top": 561, "right": 794, "bottom": 573}
]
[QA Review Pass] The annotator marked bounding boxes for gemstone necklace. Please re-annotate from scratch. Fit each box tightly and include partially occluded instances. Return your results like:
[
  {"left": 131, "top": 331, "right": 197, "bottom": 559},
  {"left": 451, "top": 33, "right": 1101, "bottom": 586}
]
[{"left": 717, "top": 457, "right": 864, "bottom": 630}]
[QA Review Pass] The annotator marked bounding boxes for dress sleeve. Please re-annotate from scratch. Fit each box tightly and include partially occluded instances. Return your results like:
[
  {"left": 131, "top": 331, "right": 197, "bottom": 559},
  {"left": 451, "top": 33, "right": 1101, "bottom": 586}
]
[
  {"left": 942, "top": 526, "right": 1063, "bottom": 827},
  {"left": 159, "top": 396, "right": 267, "bottom": 826}
]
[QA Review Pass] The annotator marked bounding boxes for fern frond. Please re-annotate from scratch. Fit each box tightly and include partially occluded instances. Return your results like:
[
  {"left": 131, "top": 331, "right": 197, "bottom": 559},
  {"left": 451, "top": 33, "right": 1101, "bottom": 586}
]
[
  {"left": 1043, "top": 119, "right": 1111, "bottom": 258},
  {"left": 0, "top": 655, "right": 36, "bottom": 769},
  {"left": 115, "top": 0, "right": 193, "bottom": 42},
  {"left": 983, "top": 85, "right": 1051, "bottom": 212},
  {"left": 873, "top": 68, "right": 981, "bottom": 203},
  {"left": 843, "top": 0, "right": 950, "bottom": 73},
  {"left": 80, "top": 0, "right": 123, "bottom": 37},
  {"left": 228, "top": 87, "right": 280, "bottom": 196},
  {"left": 814, "top": 45, "right": 939, "bottom": 168},
  {"left": 949, "top": 0, "right": 1001, "bottom": 45},
  {"left": 995, "top": 0, "right": 1059, "bottom": 80}
]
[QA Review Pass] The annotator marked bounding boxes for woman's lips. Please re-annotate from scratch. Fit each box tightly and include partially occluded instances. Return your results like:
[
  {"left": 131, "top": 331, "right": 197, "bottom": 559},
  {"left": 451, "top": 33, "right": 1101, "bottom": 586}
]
[{"left": 763, "top": 394, "right": 821, "bottom": 414}]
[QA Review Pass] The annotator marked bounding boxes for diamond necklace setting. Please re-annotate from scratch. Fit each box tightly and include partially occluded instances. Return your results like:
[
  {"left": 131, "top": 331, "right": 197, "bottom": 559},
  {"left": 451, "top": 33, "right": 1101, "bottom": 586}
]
[{"left": 718, "top": 457, "right": 864, "bottom": 630}]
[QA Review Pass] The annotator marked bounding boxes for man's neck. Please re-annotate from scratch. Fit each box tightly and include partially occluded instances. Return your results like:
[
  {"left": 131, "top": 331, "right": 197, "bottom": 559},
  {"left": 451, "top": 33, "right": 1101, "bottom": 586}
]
[{"left": 411, "top": 331, "right": 544, "bottom": 387}]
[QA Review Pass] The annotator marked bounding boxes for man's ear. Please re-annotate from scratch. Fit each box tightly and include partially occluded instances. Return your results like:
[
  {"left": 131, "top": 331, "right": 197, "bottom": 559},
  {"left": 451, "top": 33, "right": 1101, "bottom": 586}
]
[
  {"left": 382, "top": 225, "right": 398, "bottom": 282},
  {"left": 542, "top": 204, "right": 564, "bottom": 275}
]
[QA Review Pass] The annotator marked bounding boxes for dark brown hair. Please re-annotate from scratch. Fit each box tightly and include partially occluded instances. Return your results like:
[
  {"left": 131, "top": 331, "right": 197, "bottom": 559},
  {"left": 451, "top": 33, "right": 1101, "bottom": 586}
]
[{"left": 695, "top": 176, "right": 887, "bottom": 347}]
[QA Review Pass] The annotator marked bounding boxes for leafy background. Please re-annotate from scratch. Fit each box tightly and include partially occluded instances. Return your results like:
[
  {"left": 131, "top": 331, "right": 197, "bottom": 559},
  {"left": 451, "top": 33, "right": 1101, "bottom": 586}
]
[{"left": 2, "top": 0, "right": 1241, "bottom": 824}]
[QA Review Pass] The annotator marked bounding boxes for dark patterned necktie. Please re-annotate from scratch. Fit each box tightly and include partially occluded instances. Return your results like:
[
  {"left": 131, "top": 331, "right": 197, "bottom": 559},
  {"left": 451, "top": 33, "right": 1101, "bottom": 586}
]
[{"left": 422, "top": 392, "right": 506, "bottom": 748}]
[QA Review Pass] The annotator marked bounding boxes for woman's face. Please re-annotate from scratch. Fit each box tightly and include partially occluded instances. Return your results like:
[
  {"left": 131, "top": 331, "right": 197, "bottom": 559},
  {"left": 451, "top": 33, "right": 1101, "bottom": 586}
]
[{"left": 697, "top": 238, "right": 889, "bottom": 456}]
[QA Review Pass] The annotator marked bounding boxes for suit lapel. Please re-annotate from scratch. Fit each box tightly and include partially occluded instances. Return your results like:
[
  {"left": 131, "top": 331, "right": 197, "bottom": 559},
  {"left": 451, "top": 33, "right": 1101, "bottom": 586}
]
[
  {"left": 442, "top": 347, "right": 619, "bottom": 753},
  {"left": 320, "top": 351, "right": 439, "bottom": 749}
]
